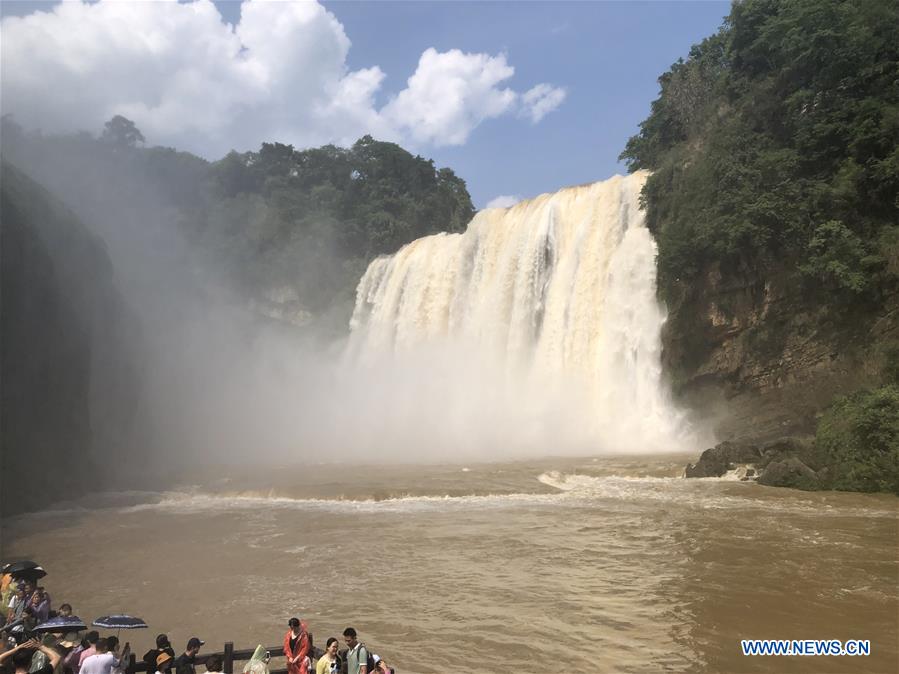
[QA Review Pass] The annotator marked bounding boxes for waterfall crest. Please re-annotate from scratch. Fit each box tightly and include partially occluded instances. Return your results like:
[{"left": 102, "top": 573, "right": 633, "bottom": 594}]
[{"left": 347, "top": 171, "right": 696, "bottom": 454}]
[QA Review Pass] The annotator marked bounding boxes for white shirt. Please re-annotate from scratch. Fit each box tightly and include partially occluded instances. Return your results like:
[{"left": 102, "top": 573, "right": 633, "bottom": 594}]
[{"left": 80, "top": 653, "right": 119, "bottom": 674}]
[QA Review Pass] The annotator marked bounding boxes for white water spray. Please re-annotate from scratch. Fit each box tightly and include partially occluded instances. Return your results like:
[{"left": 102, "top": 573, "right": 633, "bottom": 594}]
[{"left": 347, "top": 171, "right": 696, "bottom": 454}]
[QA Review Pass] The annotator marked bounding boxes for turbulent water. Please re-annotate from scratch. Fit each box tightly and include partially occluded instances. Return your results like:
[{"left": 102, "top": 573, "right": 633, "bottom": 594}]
[
  {"left": 2, "top": 459, "right": 897, "bottom": 673},
  {"left": 348, "top": 172, "right": 698, "bottom": 454}
]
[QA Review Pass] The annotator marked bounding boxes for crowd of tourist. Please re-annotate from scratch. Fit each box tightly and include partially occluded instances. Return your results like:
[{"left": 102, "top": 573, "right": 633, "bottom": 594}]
[{"left": 0, "top": 571, "right": 394, "bottom": 674}]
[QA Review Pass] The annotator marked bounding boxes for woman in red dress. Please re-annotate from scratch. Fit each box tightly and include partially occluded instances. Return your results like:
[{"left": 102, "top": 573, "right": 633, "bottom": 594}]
[{"left": 283, "top": 618, "right": 310, "bottom": 674}]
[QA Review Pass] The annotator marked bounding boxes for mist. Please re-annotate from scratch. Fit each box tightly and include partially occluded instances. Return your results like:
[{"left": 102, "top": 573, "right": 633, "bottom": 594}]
[{"left": 1, "top": 122, "right": 708, "bottom": 487}]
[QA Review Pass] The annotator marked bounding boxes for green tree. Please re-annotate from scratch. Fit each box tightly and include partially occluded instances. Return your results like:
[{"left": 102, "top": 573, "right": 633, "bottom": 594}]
[
  {"left": 101, "top": 115, "right": 145, "bottom": 149},
  {"left": 816, "top": 386, "right": 899, "bottom": 494},
  {"left": 620, "top": 0, "right": 899, "bottom": 297}
]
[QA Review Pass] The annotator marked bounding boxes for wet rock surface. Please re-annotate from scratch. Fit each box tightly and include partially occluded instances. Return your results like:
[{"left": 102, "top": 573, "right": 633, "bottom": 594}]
[
  {"left": 757, "top": 456, "right": 820, "bottom": 489},
  {"left": 662, "top": 261, "right": 899, "bottom": 443},
  {"left": 686, "top": 437, "right": 824, "bottom": 489},
  {"left": 685, "top": 441, "right": 761, "bottom": 478}
]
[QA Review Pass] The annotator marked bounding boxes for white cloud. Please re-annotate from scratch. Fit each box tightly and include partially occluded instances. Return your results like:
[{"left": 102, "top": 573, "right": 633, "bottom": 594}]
[
  {"left": 382, "top": 48, "right": 518, "bottom": 146},
  {"left": 485, "top": 195, "right": 522, "bottom": 209},
  {"left": 521, "top": 83, "right": 567, "bottom": 123},
  {"left": 0, "top": 0, "right": 566, "bottom": 157}
]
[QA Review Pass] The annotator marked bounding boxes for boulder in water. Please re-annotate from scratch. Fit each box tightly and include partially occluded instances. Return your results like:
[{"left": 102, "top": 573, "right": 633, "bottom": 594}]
[
  {"left": 685, "top": 441, "right": 762, "bottom": 477},
  {"left": 757, "top": 456, "right": 820, "bottom": 489},
  {"left": 685, "top": 436, "right": 824, "bottom": 489}
]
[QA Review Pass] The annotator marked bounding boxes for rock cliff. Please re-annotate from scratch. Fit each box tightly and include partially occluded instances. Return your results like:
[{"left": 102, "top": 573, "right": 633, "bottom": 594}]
[
  {"left": 663, "top": 259, "right": 899, "bottom": 443},
  {"left": 1, "top": 163, "right": 139, "bottom": 516}
]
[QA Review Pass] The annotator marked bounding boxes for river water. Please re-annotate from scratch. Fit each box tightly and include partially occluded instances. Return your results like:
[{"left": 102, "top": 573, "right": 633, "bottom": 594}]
[{"left": 2, "top": 455, "right": 896, "bottom": 673}]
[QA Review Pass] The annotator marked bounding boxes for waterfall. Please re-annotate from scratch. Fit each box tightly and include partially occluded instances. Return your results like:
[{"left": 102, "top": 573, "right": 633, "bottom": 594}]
[{"left": 347, "top": 171, "right": 695, "bottom": 454}]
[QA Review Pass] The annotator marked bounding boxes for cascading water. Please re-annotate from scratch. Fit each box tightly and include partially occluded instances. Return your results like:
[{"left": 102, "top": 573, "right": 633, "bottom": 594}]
[{"left": 347, "top": 171, "right": 697, "bottom": 454}]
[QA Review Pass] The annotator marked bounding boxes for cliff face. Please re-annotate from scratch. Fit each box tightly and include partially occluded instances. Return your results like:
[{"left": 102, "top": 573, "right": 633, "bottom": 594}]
[
  {"left": 1, "top": 163, "right": 138, "bottom": 516},
  {"left": 663, "top": 260, "right": 899, "bottom": 443}
]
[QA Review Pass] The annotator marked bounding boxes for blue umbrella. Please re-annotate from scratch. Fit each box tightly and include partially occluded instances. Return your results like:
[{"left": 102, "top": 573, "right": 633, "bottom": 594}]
[
  {"left": 92, "top": 615, "right": 148, "bottom": 630},
  {"left": 33, "top": 616, "right": 88, "bottom": 633}
]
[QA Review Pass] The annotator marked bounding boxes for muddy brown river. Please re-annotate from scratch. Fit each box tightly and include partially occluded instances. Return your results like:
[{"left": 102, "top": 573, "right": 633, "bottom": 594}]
[{"left": 2, "top": 455, "right": 897, "bottom": 673}]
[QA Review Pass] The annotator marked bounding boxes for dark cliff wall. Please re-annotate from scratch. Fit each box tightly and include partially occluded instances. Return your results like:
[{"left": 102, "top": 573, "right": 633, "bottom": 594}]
[
  {"left": 1, "top": 163, "right": 138, "bottom": 516},
  {"left": 662, "top": 260, "right": 899, "bottom": 442}
]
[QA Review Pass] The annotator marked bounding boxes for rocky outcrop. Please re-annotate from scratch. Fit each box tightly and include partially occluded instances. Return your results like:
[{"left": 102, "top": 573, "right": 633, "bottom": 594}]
[
  {"left": 685, "top": 437, "right": 823, "bottom": 489},
  {"left": 756, "top": 457, "right": 819, "bottom": 490},
  {"left": 684, "top": 441, "right": 761, "bottom": 477},
  {"left": 663, "top": 260, "right": 899, "bottom": 443}
]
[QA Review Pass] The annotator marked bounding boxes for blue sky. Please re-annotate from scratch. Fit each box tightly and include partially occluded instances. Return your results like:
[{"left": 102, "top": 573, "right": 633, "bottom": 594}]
[
  {"left": 1, "top": 1, "right": 730, "bottom": 207},
  {"left": 319, "top": 1, "right": 729, "bottom": 206}
]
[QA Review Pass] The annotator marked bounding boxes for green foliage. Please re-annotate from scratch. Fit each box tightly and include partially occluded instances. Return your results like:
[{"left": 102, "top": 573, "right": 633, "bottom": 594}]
[
  {"left": 621, "top": 0, "right": 899, "bottom": 295},
  {"left": 882, "top": 344, "right": 899, "bottom": 386},
  {"left": 206, "top": 135, "right": 473, "bottom": 258},
  {"left": 815, "top": 385, "right": 899, "bottom": 494},
  {"left": 799, "top": 220, "right": 878, "bottom": 292},
  {"left": 1, "top": 118, "right": 475, "bottom": 325},
  {"left": 101, "top": 115, "right": 145, "bottom": 149},
  {"left": 202, "top": 135, "right": 474, "bottom": 312}
]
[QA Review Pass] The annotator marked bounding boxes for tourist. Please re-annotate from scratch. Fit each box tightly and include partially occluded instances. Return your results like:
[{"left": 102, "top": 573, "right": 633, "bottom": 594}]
[
  {"left": 142, "top": 635, "right": 174, "bottom": 674},
  {"left": 5, "top": 587, "right": 26, "bottom": 631},
  {"left": 57, "top": 634, "right": 78, "bottom": 674},
  {"left": 76, "top": 633, "right": 101, "bottom": 671},
  {"left": 241, "top": 647, "right": 269, "bottom": 674},
  {"left": 282, "top": 618, "right": 309, "bottom": 674},
  {"left": 154, "top": 653, "right": 173, "bottom": 674},
  {"left": 0, "top": 574, "right": 14, "bottom": 613},
  {"left": 0, "top": 638, "right": 61, "bottom": 674},
  {"left": 106, "top": 638, "right": 130, "bottom": 674},
  {"left": 56, "top": 606, "right": 72, "bottom": 619},
  {"left": 173, "top": 638, "right": 204, "bottom": 674},
  {"left": 314, "top": 639, "right": 339, "bottom": 674},
  {"left": 26, "top": 590, "right": 50, "bottom": 625},
  {"left": 0, "top": 637, "right": 11, "bottom": 674},
  {"left": 203, "top": 655, "right": 222, "bottom": 673},
  {"left": 28, "top": 635, "right": 62, "bottom": 674},
  {"left": 341, "top": 629, "right": 368, "bottom": 674},
  {"left": 370, "top": 656, "right": 392, "bottom": 674},
  {"left": 79, "top": 639, "right": 120, "bottom": 674},
  {"left": 63, "top": 632, "right": 98, "bottom": 674}
]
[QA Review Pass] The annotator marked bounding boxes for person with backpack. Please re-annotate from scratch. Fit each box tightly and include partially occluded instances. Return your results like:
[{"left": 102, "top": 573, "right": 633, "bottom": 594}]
[
  {"left": 340, "top": 629, "right": 370, "bottom": 674},
  {"left": 141, "top": 635, "right": 174, "bottom": 674}
]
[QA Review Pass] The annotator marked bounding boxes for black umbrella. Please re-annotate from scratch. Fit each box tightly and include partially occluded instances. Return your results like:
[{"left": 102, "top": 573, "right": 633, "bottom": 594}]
[
  {"left": 3, "top": 561, "right": 45, "bottom": 576},
  {"left": 15, "top": 568, "right": 47, "bottom": 582},
  {"left": 92, "top": 615, "right": 148, "bottom": 630},
  {"left": 3, "top": 561, "right": 47, "bottom": 581},
  {"left": 33, "top": 616, "right": 88, "bottom": 634}
]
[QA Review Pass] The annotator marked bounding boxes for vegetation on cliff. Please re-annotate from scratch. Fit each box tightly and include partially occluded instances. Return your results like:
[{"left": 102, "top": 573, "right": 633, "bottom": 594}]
[
  {"left": 2, "top": 118, "right": 475, "bottom": 326},
  {"left": 687, "top": 386, "right": 899, "bottom": 495},
  {"left": 621, "top": 0, "right": 898, "bottom": 297},
  {"left": 628, "top": 0, "right": 899, "bottom": 492},
  {"left": 204, "top": 135, "right": 474, "bottom": 314},
  {"left": 816, "top": 385, "right": 899, "bottom": 494}
]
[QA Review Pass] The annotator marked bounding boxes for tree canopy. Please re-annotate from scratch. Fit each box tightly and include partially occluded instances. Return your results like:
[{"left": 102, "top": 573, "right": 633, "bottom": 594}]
[
  {"left": 101, "top": 114, "right": 146, "bottom": 148},
  {"left": 620, "top": 0, "right": 899, "bottom": 297},
  {"left": 1, "top": 118, "right": 476, "bottom": 326}
]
